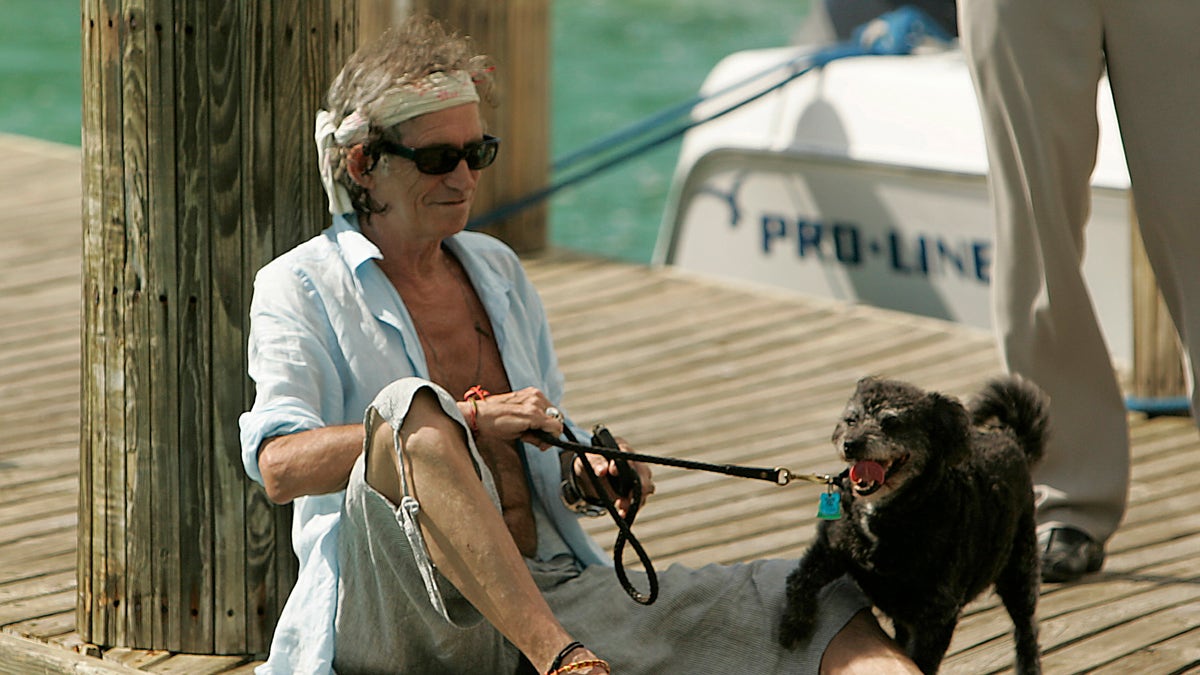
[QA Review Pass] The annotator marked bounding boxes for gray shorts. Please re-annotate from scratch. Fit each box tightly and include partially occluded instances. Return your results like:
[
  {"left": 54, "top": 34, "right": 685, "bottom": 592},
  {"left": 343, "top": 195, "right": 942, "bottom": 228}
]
[{"left": 333, "top": 378, "right": 868, "bottom": 674}]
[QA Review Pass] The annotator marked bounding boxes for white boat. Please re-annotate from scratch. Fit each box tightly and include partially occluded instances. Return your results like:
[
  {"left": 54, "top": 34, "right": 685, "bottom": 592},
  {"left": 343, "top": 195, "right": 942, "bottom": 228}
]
[{"left": 653, "top": 39, "right": 1134, "bottom": 365}]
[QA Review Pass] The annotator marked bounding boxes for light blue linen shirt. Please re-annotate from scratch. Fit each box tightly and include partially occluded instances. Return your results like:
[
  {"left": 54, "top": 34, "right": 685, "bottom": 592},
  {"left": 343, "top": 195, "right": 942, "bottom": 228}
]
[{"left": 239, "top": 214, "right": 607, "bottom": 674}]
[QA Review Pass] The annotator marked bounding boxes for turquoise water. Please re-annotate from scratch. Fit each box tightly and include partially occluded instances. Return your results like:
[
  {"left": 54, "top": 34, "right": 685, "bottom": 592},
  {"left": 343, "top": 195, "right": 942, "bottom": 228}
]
[
  {"left": 549, "top": 1, "right": 811, "bottom": 261},
  {"left": 0, "top": 1, "right": 81, "bottom": 146},
  {"left": 0, "top": 0, "right": 810, "bottom": 262}
]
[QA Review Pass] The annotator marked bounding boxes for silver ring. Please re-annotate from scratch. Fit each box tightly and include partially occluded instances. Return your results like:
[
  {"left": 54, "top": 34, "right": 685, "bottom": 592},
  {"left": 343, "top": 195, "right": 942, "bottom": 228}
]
[{"left": 545, "top": 406, "right": 562, "bottom": 421}]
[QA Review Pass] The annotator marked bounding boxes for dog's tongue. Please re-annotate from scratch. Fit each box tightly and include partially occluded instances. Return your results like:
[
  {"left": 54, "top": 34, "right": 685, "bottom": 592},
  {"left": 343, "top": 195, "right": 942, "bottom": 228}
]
[{"left": 849, "top": 460, "right": 886, "bottom": 487}]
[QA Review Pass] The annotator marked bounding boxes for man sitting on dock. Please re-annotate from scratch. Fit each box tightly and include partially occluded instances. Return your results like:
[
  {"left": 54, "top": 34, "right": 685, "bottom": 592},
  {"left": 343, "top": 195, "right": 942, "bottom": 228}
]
[{"left": 239, "top": 13, "right": 920, "bottom": 675}]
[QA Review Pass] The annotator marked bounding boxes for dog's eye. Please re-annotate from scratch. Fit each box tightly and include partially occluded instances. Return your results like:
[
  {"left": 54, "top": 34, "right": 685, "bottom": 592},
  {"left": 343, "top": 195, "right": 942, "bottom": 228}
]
[{"left": 879, "top": 411, "right": 901, "bottom": 430}]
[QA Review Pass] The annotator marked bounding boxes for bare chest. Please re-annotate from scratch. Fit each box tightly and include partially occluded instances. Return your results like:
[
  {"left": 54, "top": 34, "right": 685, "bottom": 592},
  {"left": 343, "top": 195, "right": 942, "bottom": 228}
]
[{"left": 401, "top": 285, "right": 506, "bottom": 400}]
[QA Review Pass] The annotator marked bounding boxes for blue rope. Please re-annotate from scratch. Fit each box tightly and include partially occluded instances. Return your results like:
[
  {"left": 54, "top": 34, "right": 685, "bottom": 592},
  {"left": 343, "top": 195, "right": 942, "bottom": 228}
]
[
  {"left": 550, "top": 52, "right": 811, "bottom": 174},
  {"left": 469, "top": 50, "right": 844, "bottom": 230},
  {"left": 1125, "top": 396, "right": 1191, "bottom": 417},
  {"left": 469, "top": 6, "right": 951, "bottom": 231}
]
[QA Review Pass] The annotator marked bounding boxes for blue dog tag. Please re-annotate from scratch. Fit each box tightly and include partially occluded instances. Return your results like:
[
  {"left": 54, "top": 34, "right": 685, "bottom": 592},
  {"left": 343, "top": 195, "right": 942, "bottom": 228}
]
[{"left": 817, "top": 491, "right": 842, "bottom": 520}]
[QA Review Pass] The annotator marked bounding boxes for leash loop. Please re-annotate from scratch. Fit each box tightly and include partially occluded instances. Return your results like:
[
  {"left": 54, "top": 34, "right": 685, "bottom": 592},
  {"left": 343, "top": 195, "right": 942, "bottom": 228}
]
[{"left": 553, "top": 425, "right": 658, "bottom": 605}]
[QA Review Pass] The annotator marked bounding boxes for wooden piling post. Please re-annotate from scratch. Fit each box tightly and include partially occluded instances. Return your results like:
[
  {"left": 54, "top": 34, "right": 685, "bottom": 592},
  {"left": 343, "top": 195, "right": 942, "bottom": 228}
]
[
  {"left": 79, "top": 0, "right": 356, "bottom": 654},
  {"left": 81, "top": 0, "right": 550, "bottom": 655},
  {"left": 411, "top": 0, "right": 552, "bottom": 253}
]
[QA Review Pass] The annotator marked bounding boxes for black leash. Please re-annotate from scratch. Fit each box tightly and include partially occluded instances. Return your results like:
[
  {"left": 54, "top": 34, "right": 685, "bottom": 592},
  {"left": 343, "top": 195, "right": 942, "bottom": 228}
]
[
  {"left": 532, "top": 427, "right": 841, "bottom": 606},
  {"left": 533, "top": 429, "right": 838, "bottom": 486},
  {"left": 542, "top": 425, "right": 659, "bottom": 605}
]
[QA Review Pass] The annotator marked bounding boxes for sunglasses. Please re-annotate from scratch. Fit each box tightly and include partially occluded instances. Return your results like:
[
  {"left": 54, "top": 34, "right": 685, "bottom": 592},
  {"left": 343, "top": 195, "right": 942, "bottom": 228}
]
[{"left": 375, "top": 135, "right": 500, "bottom": 175}]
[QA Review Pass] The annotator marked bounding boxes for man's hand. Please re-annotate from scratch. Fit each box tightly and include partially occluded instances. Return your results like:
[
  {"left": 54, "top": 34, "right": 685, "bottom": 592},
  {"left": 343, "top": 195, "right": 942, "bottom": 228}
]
[
  {"left": 574, "top": 437, "right": 655, "bottom": 518},
  {"left": 462, "top": 387, "right": 564, "bottom": 448}
]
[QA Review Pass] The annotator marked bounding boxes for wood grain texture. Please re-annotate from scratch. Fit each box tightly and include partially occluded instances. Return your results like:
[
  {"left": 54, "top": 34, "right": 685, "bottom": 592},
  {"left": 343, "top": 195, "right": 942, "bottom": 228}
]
[{"left": 76, "top": 0, "right": 356, "bottom": 656}]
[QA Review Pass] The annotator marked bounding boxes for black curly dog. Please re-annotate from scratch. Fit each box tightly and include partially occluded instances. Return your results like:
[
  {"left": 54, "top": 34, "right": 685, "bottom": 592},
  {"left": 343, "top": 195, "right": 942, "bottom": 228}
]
[{"left": 779, "top": 375, "right": 1048, "bottom": 674}]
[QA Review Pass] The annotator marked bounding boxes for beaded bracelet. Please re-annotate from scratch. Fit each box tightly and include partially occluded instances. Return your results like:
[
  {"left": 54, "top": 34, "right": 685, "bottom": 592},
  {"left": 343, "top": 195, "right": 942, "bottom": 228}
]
[{"left": 547, "top": 658, "right": 610, "bottom": 675}]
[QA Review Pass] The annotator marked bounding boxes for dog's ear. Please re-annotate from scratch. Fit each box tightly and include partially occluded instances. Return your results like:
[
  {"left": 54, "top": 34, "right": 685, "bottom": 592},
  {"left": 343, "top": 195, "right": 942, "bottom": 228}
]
[{"left": 926, "top": 392, "right": 972, "bottom": 464}]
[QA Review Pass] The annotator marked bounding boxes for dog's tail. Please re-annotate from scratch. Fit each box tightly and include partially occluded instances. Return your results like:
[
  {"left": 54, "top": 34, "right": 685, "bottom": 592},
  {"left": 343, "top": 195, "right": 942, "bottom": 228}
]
[{"left": 969, "top": 375, "right": 1050, "bottom": 466}]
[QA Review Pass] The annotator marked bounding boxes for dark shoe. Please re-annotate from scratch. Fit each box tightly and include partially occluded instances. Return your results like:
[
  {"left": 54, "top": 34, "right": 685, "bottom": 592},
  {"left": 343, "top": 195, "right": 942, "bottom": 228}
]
[{"left": 1039, "top": 526, "right": 1104, "bottom": 583}]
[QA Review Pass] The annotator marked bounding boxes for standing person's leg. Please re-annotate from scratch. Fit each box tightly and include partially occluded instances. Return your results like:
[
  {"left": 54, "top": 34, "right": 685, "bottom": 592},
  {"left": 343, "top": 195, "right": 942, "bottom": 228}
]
[
  {"left": 960, "top": 0, "right": 1129, "bottom": 578},
  {"left": 1100, "top": 1, "right": 1200, "bottom": 419}
]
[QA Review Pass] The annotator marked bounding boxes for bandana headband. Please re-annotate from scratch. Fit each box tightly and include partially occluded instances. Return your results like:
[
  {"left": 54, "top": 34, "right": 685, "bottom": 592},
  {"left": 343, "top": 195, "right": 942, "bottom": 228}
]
[{"left": 314, "top": 70, "right": 480, "bottom": 215}]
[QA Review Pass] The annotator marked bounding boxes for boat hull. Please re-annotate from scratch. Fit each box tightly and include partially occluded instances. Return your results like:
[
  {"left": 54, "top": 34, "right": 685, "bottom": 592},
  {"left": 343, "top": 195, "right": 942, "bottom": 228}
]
[{"left": 656, "top": 47, "right": 1134, "bottom": 364}]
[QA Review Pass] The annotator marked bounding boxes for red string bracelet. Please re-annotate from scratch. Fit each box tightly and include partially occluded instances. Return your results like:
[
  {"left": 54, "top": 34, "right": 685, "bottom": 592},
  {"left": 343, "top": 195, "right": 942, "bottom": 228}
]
[{"left": 463, "top": 385, "right": 489, "bottom": 433}]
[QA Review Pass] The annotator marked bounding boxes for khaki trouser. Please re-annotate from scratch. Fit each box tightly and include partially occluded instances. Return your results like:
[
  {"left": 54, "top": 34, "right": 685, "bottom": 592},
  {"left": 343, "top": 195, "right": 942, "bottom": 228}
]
[{"left": 960, "top": 0, "right": 1200, "bottom": 541}]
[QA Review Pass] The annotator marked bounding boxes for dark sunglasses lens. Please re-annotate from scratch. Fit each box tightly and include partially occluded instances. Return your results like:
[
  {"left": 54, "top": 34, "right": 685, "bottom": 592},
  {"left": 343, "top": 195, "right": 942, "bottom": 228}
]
[
  {"left": 409, "top": 138, "right": 499, "bottom": 174},
  {"left": 465, "top": 139, "right": 499, "bottom": 170},
  {"left": 414, "top": 147, "right": 462, "bottom": 174}
]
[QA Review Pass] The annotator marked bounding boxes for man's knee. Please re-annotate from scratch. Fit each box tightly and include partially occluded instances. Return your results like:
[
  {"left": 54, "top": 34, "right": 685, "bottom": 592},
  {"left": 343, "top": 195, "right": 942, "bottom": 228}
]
[
  {"left": 366, "top": 387, "right": 466, "bottom": 503},
  {"left": 401, "top": 387, "right": 468, "bottom": 454},
  {"left": 393, "top": 387, "right": 483, "bottom": 495}
]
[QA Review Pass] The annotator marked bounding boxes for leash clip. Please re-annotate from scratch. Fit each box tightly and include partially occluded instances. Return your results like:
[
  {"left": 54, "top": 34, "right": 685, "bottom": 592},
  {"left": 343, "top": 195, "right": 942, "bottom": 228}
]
[{"left": 784, "top": 471, "right": 838, "bottom": 486}]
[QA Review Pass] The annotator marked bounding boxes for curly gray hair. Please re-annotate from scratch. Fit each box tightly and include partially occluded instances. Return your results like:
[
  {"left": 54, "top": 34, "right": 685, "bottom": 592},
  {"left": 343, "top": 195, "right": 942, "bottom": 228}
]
[{"left": 323, "top": 14, "right": 497, "bottom": 215}]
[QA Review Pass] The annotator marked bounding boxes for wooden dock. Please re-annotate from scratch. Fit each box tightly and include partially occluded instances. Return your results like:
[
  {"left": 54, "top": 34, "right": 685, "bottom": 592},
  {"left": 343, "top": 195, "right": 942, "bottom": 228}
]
[{"left": 2, "top": 133, "right": 1198, "bottom": 673}]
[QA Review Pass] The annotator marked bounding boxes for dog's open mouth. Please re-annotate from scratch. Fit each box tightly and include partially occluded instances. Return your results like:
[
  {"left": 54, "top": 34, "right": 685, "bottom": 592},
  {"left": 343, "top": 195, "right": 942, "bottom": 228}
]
[{"left": 848, "top": 455, "right": 910, "bottom": 496}]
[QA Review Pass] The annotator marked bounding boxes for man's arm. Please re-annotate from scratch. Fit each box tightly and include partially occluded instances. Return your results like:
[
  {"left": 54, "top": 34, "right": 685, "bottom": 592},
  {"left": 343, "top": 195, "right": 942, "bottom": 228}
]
[{"left": 257, "top": 424, "right": 365, "bottom": 504}]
